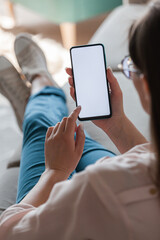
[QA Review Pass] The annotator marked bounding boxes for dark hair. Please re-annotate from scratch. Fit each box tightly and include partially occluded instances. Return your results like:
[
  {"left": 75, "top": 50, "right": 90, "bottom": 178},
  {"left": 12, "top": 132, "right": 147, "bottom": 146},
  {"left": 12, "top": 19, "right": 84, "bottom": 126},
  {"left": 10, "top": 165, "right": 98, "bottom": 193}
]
[{"left": 129, "top": 1, "right": 160, "bottom": 187}]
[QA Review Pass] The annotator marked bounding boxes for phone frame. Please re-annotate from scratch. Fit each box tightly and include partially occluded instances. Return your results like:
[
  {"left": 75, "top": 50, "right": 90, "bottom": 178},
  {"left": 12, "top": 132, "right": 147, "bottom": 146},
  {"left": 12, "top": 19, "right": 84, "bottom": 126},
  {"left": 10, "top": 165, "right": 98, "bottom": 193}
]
[{"left": 70, "top": 43, "right": 112, "bottom": 121}]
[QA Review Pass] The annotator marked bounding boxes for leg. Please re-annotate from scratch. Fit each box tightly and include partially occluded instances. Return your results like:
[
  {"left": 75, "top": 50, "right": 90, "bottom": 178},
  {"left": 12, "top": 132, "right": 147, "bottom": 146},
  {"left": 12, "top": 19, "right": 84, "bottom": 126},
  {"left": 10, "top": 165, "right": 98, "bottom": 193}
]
[
  {"left": 76, "top": 131, "right": 116, "bottom": 172},
  {"left": 13, "top": 34, "right": 71, "bottom": 203},
  {"left": 16, "top": 80, "right": 68, "bottom": 203},
  {"left": 60, "top": 22, "right": 76, "bottom": 49}
]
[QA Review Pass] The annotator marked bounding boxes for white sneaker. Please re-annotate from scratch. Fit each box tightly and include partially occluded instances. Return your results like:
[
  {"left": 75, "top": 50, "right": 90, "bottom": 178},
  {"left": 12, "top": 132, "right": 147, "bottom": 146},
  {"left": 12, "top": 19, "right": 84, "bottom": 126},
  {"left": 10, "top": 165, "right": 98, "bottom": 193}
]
[
  {"left": 14, "top": 33, "right": 58, "bottom": 87},
  {"left": 0, "top": 56, "right": 30, "bottom": 130}
]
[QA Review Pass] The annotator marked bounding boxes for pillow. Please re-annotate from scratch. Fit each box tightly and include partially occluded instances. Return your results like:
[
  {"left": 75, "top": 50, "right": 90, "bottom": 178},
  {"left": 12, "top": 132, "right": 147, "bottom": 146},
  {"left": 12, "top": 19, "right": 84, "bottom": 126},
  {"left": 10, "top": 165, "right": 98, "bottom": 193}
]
[{"left": 89, "top": 4, "right": 148, "bottom": 70}]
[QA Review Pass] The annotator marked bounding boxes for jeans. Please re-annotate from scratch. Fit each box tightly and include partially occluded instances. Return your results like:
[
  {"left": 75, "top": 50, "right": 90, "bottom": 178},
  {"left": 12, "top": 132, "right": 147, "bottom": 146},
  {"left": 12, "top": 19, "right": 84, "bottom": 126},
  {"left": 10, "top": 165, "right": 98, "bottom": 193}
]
[{"left": 16, "top": 86, "right": 115, "bottom": 203}]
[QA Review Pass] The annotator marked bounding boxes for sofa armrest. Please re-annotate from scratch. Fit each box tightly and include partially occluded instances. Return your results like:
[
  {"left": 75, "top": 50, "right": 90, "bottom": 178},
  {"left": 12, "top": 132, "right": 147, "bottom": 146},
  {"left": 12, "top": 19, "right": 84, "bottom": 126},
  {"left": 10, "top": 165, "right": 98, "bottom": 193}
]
[{"left": 0, "top": 168, "right": 19, "bottom": 215}]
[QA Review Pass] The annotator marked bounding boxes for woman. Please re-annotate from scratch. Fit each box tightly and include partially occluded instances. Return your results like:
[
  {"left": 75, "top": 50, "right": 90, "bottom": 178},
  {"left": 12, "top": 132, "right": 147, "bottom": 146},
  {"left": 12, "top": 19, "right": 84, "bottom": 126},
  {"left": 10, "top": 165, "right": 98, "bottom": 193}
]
[{"left": 0, "top": 1, "right": 160, "bottom": 239}]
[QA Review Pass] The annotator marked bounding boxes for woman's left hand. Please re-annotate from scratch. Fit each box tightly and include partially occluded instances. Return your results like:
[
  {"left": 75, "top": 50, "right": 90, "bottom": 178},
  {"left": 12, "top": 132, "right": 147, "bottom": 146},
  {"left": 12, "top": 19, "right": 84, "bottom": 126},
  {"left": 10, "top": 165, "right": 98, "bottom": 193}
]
[{"left": 45, "top": 106, "right": 85, "bottom": 178}]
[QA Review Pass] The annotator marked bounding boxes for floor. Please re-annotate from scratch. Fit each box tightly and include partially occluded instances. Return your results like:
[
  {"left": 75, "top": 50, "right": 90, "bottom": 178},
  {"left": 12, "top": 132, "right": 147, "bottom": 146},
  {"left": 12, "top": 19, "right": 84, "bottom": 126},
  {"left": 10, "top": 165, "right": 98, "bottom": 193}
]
[
  {"left": 0, "top": 0, "right": 109, "bottom": 86},
  {"left": 0, "top": 0, "right": 108, "bottom": 46}
]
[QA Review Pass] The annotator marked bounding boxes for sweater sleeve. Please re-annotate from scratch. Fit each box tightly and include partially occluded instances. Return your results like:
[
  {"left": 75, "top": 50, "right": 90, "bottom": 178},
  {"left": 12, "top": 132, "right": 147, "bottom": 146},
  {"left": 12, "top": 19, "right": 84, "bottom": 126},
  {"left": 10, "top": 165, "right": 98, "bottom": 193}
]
[{"left": 0, "top": 169, "right": 131, "bottom": 240}]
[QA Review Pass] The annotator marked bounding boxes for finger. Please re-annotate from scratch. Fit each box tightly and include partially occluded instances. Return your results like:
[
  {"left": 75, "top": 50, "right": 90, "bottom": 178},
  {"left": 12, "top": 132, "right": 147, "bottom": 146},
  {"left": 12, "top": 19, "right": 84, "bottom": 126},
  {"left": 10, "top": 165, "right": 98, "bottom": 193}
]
[
  {"left": 65, "top": 106, "right": 81, "bottom": 134},
  {"left": 75, "top": 124, "right": 85, "bottom": 156},
  {"left": 65, "top": 67, "right": 73, "bottom": 77},
  {"left": 68, "top": 77, "right": 74, "bottom": 87},
  {"left": 107, "top": 67, "right": 122, "bottom": 96},
  {"left": 70, "top": 87, "right": 76, "bottom": 101},
  {"left": 53, "top": 122, "right": 60, "bottom": 135},
  {"left": 46, "top": 127, "right": 54, "bottom": 139},
  {"left": 58, "top": 117, "right": 67, "bottom": 133}
]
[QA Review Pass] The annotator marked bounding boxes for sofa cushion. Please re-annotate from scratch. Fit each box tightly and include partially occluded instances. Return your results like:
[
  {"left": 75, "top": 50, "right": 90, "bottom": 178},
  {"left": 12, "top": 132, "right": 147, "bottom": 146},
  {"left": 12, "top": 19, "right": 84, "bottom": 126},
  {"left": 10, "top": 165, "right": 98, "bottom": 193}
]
[
  {"left": 89, "top": 4, "right": 148, "bottom": 70},
  {"left": 0, "top": 94, "right": 22, "bottom": 171},
  {"left": 0, "top": 167, "right": 19, "bottom": 215}
]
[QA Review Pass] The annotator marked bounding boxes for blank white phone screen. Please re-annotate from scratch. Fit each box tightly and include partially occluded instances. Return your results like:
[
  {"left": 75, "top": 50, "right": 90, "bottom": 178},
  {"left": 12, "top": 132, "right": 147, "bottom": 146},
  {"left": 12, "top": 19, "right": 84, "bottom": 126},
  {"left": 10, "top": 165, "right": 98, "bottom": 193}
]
[{"left": 71, "top": 45, "right": 111, "bottom": 119}]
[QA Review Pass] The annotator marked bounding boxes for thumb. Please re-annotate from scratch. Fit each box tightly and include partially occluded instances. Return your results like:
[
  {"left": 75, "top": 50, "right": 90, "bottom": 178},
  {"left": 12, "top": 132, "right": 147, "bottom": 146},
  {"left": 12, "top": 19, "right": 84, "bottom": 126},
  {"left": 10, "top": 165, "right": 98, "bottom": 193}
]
[{"left": 75, "top": 124, "right": 85, "bottom": 156}]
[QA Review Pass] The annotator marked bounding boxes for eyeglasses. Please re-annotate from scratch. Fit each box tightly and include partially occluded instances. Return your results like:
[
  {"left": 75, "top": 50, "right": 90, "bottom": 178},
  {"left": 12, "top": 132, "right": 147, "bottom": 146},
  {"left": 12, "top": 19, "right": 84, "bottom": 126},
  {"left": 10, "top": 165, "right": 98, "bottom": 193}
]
[{"left": 118, "top": 56, "right": 142, "bottom": 80}]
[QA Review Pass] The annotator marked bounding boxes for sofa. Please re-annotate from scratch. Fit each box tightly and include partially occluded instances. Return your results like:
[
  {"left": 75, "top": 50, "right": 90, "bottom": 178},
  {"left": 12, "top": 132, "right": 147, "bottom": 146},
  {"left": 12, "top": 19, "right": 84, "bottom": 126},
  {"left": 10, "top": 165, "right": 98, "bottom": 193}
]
[{"left": 0, "top": 2, "right": 150, "bottom": 215}]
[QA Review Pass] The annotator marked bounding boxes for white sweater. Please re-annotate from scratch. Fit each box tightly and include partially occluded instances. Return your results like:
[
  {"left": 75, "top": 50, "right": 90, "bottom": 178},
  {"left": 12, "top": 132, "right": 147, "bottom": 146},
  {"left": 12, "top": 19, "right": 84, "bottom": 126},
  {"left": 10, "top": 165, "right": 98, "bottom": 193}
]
[{"left": 0, "top": 143, "right": 159, "bottom": 240}]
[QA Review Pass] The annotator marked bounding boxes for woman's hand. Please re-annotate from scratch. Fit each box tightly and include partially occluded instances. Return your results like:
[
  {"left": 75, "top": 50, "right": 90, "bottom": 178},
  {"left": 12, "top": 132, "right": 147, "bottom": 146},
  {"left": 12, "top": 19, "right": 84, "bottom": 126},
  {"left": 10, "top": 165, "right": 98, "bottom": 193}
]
[
  {"left": 66, "top": 67, "right": 125, "bottom": 136},
  {"left": 45, "top": 106, "right": 85, "bottom": 178},
  {"left": 66, "top": 67, "right": 147, "bottom": 153},
  {"left": 21, "top": 108, "right": 85, "bottom": 208}
]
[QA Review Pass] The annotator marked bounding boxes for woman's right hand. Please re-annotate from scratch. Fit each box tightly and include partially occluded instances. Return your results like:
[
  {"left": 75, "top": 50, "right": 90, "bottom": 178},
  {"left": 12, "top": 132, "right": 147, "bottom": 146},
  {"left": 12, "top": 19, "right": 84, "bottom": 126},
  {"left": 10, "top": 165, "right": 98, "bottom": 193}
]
[
  {"left": 45, "top": 106, "right": 85, "bottom": 178},
  {"left": 65, "top": 67, "right": 126, "bottom": 136}
]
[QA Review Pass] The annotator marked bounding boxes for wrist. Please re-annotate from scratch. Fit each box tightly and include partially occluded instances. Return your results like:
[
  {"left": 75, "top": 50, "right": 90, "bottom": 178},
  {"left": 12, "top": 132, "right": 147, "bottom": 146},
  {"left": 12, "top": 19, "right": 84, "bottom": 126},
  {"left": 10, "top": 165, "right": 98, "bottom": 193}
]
[
  {"left": 104, "top": 113, "right": 127, "bottom": 137},
  {"left": 105, "top": 113, "right": 147, "bottom": 153},
  {"left": 21, "top": 169, "right": 69, "bottom": 207},
  {"left": 42, "top": 169, "right": 69, "bottom": 184}
]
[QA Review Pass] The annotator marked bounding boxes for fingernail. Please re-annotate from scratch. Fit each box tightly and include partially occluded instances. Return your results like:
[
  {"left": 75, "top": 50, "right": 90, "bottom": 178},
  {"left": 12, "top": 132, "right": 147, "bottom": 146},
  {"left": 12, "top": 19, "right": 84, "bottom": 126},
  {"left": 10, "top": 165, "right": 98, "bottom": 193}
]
[{"left": 77, "top": 105, "right": 81, "bottom": 110}]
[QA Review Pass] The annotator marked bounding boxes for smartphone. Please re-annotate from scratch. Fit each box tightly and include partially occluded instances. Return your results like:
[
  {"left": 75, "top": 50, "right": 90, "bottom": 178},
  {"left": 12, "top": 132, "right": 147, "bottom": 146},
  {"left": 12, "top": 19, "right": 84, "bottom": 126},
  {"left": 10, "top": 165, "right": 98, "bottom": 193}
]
[{"left": 70, "top": 43, "right": 112, "bottom": 121}]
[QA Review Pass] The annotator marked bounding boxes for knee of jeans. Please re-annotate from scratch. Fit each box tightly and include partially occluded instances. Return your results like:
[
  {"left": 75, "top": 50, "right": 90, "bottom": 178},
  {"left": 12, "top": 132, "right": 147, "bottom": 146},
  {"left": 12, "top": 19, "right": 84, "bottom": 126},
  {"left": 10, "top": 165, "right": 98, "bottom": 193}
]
[{"left": 23, "top": 111, "right": 51, "bottom": 134}]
